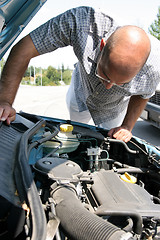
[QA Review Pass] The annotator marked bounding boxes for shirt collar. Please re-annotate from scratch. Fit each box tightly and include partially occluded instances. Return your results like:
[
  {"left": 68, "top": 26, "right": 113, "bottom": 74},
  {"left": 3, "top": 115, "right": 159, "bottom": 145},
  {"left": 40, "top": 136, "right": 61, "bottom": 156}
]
[{"left": 88, "top": 42, "right": 101, "bottom": 64}]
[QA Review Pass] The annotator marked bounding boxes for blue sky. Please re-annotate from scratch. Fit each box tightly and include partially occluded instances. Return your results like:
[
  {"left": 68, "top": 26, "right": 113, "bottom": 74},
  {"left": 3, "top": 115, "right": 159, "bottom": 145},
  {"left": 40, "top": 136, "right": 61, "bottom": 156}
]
[{"left": 6, "top": 0, "right": 160, "bottom": 69}]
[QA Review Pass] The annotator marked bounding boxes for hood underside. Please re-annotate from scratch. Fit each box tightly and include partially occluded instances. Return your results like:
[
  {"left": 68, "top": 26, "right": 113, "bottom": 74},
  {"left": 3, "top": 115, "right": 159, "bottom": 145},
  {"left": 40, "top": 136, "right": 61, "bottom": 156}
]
[{"left": 0, "top": 0, "right": 47, "bottom": 59}]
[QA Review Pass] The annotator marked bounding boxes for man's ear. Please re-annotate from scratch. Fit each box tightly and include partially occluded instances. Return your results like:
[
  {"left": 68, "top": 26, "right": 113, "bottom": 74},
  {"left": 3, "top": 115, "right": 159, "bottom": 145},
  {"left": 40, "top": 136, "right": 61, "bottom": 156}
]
[{"left": 100, "top": 38, "right": 106, "bottom": 51}]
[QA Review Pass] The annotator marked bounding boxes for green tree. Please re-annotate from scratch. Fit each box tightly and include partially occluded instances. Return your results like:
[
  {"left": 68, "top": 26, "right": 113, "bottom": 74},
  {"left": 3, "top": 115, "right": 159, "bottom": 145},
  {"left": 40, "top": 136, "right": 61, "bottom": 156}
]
[
  {"left": 24, "top": 67, "right": 30, "bottom": 77},
  {"left": 62, "top": 69, "right": 72, "bottom": 85},
  {"left": 0, "top": 58, "right": 5, "bottom": 75},
  {"left": 21, "top": 65, "right": 73, "bottom": 86},
  {"left": 41, "top": 76, "right": 50, "bottom": 86},
  {"left": 46, "top": 66, "right": 55, "bottom": 79},
  {"left": 46, "top": 66, "right": 61, "bottom": 85},
  {"left": 35, "top": 76, "right": 42, "bottom": 86},
  {"left": 62, "top": 63, "right": 65, "bottom": 72},
  {"left": 149, "top": 7, "right": 160, "bottom": 40},
  {"left": 24, "top": 66, "right": 34, "bottom": 78},
  {"left": 30, "top": 66, "right": 34, "bottom": 77}
]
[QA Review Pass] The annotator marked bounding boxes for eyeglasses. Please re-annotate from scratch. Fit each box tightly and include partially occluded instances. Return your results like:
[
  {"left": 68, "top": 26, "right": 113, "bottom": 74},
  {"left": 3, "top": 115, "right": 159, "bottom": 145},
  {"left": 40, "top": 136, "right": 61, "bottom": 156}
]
[
  {"left": 95, "top": 66, "right": 116, "bottom": 85},
  {"left": 95, "top": 65, "right": 127, "bottom": 86}
]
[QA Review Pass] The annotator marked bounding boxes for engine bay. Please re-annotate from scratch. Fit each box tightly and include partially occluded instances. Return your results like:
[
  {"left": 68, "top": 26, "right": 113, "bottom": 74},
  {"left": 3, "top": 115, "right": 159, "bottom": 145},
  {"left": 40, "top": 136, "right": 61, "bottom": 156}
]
[{"left": 0, "top": 112, "right": 160, "bottom": 240}]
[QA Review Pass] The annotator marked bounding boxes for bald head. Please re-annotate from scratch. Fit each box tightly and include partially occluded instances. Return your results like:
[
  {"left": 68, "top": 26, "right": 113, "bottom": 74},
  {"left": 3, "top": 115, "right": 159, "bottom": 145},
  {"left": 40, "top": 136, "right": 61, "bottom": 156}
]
[{"left": 99, "top": 25, "right": 151, "bottom": 85}]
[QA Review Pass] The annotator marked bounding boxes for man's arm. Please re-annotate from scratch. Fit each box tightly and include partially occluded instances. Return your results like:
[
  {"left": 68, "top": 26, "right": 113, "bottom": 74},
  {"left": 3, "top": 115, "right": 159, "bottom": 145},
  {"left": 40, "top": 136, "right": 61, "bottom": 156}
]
[
  {"left": 0, "top": 35, "right": 39, "bottom": 124},
  {"left": 108, "top": 95, "right": 149, "bottom": 142}
]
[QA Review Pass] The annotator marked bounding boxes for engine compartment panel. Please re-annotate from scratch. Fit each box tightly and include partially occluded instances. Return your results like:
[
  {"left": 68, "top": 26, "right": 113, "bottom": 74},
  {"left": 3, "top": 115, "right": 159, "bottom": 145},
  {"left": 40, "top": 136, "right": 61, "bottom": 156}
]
[{"left": 1, "top": 112, "right": 160, "bottom": 240}]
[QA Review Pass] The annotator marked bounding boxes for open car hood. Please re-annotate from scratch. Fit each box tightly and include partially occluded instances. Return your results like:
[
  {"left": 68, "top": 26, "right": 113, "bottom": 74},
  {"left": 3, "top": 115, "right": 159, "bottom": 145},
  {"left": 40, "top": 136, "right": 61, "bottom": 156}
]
[{"left": 0, "top": 0, "right": 47, "bottom": 59}]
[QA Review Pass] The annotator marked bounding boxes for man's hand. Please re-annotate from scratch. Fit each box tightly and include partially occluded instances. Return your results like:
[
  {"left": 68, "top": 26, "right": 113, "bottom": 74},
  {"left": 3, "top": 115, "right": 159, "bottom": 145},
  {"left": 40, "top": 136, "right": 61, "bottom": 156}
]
[
  {"left": 107, "top": 96, "right": 148, "bottom": 143},
  {"left": 0, "top": 103, "right": 16, "bottom": 125},
  {"left": 108, "top": 126, "right": 132, "bottom": 142}
]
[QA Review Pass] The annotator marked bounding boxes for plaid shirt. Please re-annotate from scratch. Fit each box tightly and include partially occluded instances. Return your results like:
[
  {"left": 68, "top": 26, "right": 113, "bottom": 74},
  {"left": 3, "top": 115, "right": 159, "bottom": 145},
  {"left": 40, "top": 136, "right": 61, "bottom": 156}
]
[{"left": 30, "top": 6, "right": 160, "bottom": 124}]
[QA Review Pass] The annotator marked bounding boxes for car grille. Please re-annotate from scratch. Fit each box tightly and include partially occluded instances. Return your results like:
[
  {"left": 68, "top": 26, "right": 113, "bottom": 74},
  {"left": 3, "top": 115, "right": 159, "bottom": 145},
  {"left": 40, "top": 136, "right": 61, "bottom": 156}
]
[{"left": 149, "top": 91, "right": 160, "bottom": 106}]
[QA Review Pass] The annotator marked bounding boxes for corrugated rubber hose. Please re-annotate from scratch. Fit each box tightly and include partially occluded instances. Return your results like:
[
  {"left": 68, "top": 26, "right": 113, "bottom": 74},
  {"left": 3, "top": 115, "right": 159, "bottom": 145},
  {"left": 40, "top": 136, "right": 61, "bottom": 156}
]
[{"left": 51, "top": 185, "right": 134, "bottom": 240}]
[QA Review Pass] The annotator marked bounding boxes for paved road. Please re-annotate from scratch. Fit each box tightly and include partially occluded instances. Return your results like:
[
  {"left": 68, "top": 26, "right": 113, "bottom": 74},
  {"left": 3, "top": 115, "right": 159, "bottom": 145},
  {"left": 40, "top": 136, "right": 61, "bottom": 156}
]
[
  {"left": 14, "top": 85, "right": 70, "bottom": 119},
  {"left": 13, "top": 85, "right": 160, "bottom": 147}
]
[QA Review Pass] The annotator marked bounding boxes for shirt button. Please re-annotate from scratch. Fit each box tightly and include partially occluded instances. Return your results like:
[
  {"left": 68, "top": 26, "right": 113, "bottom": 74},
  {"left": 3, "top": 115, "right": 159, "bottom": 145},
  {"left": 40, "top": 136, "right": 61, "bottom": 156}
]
[{"left": 96, "top": 91, "right": 99, "bottom": 95}]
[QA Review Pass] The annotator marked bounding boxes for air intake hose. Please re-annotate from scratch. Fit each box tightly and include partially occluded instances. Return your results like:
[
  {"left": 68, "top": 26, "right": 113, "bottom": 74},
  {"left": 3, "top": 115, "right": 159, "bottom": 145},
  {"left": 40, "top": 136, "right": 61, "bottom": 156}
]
[{"left": 51, "top": 185, "right": 134, "bottom": 240}]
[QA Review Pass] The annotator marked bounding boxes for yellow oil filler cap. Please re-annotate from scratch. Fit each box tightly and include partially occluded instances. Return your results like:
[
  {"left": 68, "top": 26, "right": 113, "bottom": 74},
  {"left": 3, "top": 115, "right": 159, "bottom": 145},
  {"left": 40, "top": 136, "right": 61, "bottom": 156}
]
[
  {"left": 60, "top": 124, "right": 73, "bottom": 132},
  {"left": 120, "top": 172, "right": 137, "bottom": 184}
]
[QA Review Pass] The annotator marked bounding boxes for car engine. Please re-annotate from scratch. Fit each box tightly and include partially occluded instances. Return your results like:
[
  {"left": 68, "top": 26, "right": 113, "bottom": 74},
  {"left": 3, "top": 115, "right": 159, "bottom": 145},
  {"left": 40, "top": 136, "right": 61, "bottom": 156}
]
[{"left": 0, "top": 112, "right": 160, "bottom": 240}]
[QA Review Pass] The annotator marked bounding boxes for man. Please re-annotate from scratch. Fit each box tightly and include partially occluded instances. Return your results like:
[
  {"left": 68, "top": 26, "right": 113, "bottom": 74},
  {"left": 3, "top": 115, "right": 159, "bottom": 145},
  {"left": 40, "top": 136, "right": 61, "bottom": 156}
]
[{"left": 0, "top": 6, "right": 159, "bottom": 142}]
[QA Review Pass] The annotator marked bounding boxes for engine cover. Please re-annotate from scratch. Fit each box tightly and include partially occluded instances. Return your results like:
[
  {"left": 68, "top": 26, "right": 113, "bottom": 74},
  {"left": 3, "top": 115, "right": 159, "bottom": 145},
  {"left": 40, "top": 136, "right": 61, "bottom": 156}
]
[
  {"left": 91, "top": 170, "right": 160, "bottom": 217},
  {"left": 35, "top": 157, "right": 83, "bottom": 181}
]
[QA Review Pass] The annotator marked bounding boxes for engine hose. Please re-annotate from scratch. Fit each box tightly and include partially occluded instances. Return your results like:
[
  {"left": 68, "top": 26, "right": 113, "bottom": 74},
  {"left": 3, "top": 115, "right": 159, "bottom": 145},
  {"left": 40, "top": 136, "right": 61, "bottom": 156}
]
[
  {"left": 17, "top": 119, "right": 47, "bottom": 240},
  {"left": 105, "top": 138, "right": 138, "bottom": 154},
  {"left": 51, "top": 185, "right": 134, "bottom": 240},
  {"left": 95, "top": 209, "right": 142, "bottom": 235},
  {"left": 113, "top": 167, "right": 149, "bottom": 174},
  {"left": 123, "top": 218, "right": 134, "bottom": 232}
]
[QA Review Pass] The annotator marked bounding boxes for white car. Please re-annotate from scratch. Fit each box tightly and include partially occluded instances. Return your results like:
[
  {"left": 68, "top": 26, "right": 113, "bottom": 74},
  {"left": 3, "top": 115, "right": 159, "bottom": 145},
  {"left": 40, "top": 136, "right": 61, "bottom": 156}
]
[{"left": 141, "top": 83, "right": 160, "bottom": 128}]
